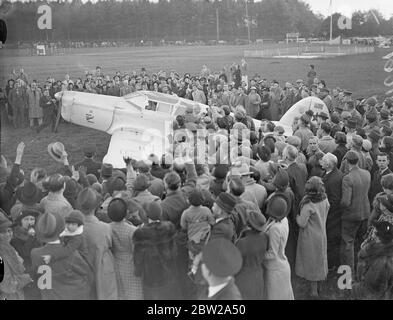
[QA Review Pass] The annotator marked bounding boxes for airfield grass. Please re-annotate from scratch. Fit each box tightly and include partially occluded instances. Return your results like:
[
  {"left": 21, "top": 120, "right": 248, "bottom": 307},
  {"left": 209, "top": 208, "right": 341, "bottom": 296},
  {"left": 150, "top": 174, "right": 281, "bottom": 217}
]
[{"left": 1, "top": 44, "right": 391, "bottom": 300}]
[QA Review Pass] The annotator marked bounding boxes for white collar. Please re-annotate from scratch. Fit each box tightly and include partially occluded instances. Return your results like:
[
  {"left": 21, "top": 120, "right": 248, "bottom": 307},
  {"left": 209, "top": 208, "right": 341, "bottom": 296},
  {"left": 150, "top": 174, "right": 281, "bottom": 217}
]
[
  {"left": 208, "top": 280, "right": 231, "bottom": 298},
  {"left": 47, "top": 240, "right": 61, "bottom": 244},
  {"left": 60, "top": 225, "right": 83, "bottom": 237}
]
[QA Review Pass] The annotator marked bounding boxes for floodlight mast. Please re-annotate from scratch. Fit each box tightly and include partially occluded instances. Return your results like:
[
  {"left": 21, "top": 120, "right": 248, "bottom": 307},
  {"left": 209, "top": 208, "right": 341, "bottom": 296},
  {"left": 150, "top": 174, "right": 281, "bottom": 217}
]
[{"left": 329, "top": 0, "right": 333, "bottom": 44}]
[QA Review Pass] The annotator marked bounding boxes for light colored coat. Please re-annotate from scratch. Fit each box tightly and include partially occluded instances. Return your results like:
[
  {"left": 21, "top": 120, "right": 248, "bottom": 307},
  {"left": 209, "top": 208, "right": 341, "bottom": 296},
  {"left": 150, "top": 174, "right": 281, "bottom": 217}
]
[
  {"left": 26, "top": 88, "right": 42, "bottom": 118},
  {"left": 83, "top": 215, "right": 118, "bottom": 300},
  {"left": 263, "top": 218, "right": 294, "bottom": 300},
  {"left": 295, "top": 199, "right": 330, "bottom": 281}
]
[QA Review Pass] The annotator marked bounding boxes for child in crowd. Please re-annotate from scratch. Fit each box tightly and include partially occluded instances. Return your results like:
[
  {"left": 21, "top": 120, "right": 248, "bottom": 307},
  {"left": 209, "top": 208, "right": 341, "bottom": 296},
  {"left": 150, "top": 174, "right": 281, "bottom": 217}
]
[
  {"left": 42, "top": 210, "right": 88, "bottom": 264},
  {"left": 180, "top": 189, "right": 215, "bottom": 274}
]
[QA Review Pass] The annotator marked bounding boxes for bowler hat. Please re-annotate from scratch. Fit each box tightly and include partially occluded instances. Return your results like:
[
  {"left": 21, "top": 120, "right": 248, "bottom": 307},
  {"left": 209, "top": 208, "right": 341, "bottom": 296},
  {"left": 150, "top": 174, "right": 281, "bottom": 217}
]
[
  {"left": 16, "top": 182, "right": 42, "bottom": 205},
  {"left": 106, "top": 176, "right": 126, "bottom": 195},
  {"left": 36, "top": 212, "right": 65, "bottom": 243},
  {"left": 65, "top": 210, "right": 84, "bottom": 226},
  {"left": 266, "top": 193, "right": 288, "bottom": 221},
  {"left": 215, "top": 192, "right": 236, "bottom": 213},
  {"left": 202, "top": 238, "right": 242, "bottom": 277},
  {"left": 247, "top": 211, "right": 266, "bottom": 232},
  {"left": 47, "top": 142, "right": 65, "bottom": 163}
]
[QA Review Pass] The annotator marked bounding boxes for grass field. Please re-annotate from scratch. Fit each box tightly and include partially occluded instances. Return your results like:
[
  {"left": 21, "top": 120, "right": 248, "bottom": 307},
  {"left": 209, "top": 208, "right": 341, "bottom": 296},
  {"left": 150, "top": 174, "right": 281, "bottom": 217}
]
[{"left": 1, "top": 44, "right": 391, "bottom": 299}]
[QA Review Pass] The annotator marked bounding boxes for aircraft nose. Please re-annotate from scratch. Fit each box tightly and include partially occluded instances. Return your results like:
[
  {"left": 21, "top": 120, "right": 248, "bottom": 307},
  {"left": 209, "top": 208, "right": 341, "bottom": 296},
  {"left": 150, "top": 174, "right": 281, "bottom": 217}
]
[{"left": 54, "top": 92, "right": 62, "bottom": 100}]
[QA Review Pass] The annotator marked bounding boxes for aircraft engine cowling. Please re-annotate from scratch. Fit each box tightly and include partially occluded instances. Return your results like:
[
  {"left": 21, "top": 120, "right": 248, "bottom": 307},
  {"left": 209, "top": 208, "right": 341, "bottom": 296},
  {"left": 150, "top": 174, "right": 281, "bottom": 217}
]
[{"left": 57, "top": 91, "right": 120, "bottom": 133}]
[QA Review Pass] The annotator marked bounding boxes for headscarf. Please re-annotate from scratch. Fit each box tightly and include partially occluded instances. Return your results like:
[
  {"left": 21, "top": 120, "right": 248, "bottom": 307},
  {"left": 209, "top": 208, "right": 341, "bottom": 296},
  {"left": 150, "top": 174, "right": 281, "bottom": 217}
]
[{"left": 299, "top": 176, "right": 327, "bottom": 210}]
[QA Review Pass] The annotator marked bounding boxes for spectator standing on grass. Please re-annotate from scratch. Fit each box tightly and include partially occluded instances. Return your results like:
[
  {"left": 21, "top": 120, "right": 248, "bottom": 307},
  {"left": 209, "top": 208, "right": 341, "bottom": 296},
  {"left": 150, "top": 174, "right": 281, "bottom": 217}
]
[
  {"left": 26, "top": 81, "right": 42, "bottom": 128},
  {"left": 36, "top": 88, "right": 56, "bottom": 133},
  {"left": 340, "top": 151, "right": 371, "bottom": 276},
  {"left": 8, "top": 80, "right": 27, "bottom": 129},
  {"left": 296, "top": 176, "right": 330, "bottom": 298},
  {"left": 307, "top": 65, "right": 317, "bottom": 87},
  {"left": 74, "top": 145, "right": 102, "bottom": 180}
]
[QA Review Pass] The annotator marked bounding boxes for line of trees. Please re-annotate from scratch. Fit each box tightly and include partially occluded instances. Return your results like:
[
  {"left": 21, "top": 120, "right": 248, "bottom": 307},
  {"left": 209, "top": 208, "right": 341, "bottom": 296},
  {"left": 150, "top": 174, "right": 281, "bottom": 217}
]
[{"left": 3, "top": 0, "right": 393, "bottom": 44}]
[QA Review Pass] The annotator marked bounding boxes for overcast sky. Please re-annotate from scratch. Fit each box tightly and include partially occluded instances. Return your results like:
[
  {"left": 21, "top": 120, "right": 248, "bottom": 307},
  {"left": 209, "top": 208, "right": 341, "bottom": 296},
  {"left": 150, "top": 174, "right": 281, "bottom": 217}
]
[{"left": 303, "top": 0, "right": 393, "bottom": 19}]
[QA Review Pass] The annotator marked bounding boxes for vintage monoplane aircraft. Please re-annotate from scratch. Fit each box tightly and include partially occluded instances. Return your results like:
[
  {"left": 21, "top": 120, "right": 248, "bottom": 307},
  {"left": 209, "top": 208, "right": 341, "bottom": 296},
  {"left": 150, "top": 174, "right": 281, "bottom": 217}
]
[{"left": 55, "top": 90, "right": 328, "bottom": 168}]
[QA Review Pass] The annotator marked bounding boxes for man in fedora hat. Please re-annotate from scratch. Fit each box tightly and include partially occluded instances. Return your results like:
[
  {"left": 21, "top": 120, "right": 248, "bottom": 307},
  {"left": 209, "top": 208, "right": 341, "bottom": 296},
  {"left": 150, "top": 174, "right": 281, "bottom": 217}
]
[
  {"left": 74, "top": 144, "right": 102, "bottom": 180},
  {"left": 76, "top": 188, "right": 117, "bottom": 300},
  {"left": 200, "top": 238, "right": 243, "bottom": 300},
  {"left": 31, "top": 212, "right": 92, "bottom": 300},
  {"left": 10, "top": 182, "right": 43, "bottom": 221}
]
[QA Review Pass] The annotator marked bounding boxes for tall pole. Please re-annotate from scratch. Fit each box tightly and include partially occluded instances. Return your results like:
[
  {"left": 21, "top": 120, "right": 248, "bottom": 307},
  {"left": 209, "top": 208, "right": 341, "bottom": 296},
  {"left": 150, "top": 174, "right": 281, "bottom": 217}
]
[
  {"left": 246, "top": 0, "right": 251, "bottom": 44},
  {"left": 216, "top": 7, "right": 219, "bottom": 43},
  {"left": 329, "top": 0, "right": 333, "bottom": 44}
]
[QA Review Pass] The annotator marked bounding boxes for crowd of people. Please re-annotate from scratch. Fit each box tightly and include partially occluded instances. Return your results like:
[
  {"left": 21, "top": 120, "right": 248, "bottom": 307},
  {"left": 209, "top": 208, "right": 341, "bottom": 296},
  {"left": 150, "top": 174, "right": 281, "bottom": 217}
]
[{"left": 1, "top": 61, "right": 393, "bottom": 301}]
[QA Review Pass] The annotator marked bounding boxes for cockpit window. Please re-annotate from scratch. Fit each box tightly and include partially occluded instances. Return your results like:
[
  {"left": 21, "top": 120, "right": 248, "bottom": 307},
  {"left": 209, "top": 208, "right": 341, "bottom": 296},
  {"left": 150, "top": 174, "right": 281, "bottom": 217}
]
[{"left": 156, "top": 102, "right": 172, "bottom": 114}]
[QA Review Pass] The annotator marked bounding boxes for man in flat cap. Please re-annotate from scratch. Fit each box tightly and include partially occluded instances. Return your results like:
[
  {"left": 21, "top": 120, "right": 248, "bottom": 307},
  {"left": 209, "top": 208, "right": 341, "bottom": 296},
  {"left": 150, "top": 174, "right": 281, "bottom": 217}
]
[{"left": 200, "top": 238, "right": 243, "bottom": 300}]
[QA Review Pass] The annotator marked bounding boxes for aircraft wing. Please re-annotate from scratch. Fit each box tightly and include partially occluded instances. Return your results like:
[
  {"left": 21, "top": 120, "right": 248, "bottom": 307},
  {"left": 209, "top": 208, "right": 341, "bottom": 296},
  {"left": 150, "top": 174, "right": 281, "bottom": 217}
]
[{"left": 103, "top": 128, "right": 170, "bottom": 169}]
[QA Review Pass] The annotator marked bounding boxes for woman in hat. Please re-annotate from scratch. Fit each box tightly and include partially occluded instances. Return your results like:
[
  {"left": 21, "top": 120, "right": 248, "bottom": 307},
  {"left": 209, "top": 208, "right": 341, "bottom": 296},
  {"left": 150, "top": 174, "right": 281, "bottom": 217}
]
[
  {"left": 107, "top": 198, "right": 143, "bottom": 300},
  {"left": 39, "top": 174, "right": 72, "bottom": 218},
  {"left": 235, "top": 211, "right": 268, "bottom": 300},
  {"left": 0, "top": 210, "right": 32, "bottom": 300},
  {"left": 133, "top": 201, "right": 181, "bottom": 300},
  {"left": 295, "top": 176, "right": 330, "bottom": 298},
  {"left": 263, "top": 192, "right": 294, "bottom": 300},
  {"left": 353, "top": 221, "right": 393, "bottom": 299},
  {"left": 31, "top": 212, "right": 93, "bottom": 300}
]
